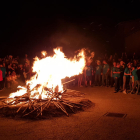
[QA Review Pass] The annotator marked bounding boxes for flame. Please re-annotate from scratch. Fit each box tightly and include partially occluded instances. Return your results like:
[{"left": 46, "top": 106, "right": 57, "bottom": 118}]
[
  {"left": 9, "top": 48, "right": 86, "bottom": 100},
  {"left": 41, "top": 51, "right": 47, "bottom": 56}
]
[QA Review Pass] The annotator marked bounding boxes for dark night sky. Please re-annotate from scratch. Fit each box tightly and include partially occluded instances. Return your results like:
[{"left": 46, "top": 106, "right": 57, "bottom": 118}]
[{"left": 0, "top": 0, "right": 140, "bottom": 58}]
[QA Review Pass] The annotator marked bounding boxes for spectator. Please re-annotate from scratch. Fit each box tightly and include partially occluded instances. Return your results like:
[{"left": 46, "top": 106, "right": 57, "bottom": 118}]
[
  {"left": 84, "top": 60, "right": 93, "bottom": 87},
  {"left": 111, "top": 62, "right": 117, "bottom": 87},
  {"left": 131, "top": 66, "right": 139, "bottom": 94},
  {"left": 123, "top": 63, "right": 131, "bottom": 94},
  {"left": 95, "top": 60, "right": 102, "bottom": 86},
  {"left": 102, "top": 60, "right": 110, "bottom": 86}
]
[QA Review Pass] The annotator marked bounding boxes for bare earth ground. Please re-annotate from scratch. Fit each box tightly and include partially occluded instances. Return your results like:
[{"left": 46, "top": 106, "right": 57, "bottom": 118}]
[{"left": 1, "top": 86, "right": 140, "bottom": 140}]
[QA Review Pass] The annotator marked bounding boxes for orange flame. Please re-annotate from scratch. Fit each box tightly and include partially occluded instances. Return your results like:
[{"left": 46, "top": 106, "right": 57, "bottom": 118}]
[{"left": 9, "top": 48, "right": 86, "bottom": 99}]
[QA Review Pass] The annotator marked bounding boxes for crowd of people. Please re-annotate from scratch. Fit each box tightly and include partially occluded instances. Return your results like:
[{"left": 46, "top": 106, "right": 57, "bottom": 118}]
[
  {"left": 0, "top": 50, "right": 140, "bottom": 95},
  {"left": 0, "top": 54, "right": 31, "bottom": 90},
  {"left": 81, "top": 52, "right": 140, "bottom": 94}
]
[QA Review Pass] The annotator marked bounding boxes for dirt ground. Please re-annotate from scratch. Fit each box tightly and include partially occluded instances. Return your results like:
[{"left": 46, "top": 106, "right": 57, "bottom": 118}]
[{"left": 1, "top": 86, "right": 140, "bottom": 140}]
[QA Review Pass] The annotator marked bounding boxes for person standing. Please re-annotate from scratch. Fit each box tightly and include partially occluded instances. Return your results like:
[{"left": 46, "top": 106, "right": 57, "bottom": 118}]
[
  {"left": 120, "top": 61, "right": 125, "bottom": 90},
  {"left": 111, "top": 62, "right": 117, "bottom": 87},
  {"left": 131, "top": 66, "right": 139, "bottom": 94},
  {"left": 102, "top": 60, "right": 110, "bottom": 86},
  {"left": 95, "top": 60, "right": 102, "bottom": 86},
  {"left": 84, "top": 60, "right": 93, "bottom": 87},
  {"left": 123, "top": 63, "right": 131, "bottom": 94}
]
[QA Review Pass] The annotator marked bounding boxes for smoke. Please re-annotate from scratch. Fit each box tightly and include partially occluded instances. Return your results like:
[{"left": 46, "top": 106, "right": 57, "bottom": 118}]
[{"left": 49, "top": 20, "right": 97, "bottom": 57}]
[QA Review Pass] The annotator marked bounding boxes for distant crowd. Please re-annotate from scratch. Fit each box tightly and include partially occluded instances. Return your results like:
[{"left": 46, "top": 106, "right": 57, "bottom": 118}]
[
  {"left": 0, "top": 54, "right": 31, "bottom": 90},
  {"left": 0, "top": 51, "right": 140, "bottom": 95},
  {"left": 78, "top": 52, "right": 140, "bottom": 94}
]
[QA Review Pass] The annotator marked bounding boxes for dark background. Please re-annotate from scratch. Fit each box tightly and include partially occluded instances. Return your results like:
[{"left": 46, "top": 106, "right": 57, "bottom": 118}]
[{"left": 0, "top": 0, "right": 140, "bottom": 58}]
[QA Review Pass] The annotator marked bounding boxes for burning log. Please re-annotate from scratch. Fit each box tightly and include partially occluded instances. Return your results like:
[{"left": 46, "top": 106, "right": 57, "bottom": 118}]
[{"left": 62, "top": 79, "right": 75, "bottom": 85}]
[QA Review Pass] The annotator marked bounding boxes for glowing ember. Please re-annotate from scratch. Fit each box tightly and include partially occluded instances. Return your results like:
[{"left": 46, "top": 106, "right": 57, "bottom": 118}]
[{"left": 9, "top": 48, "right": 86, "bottom": 100}]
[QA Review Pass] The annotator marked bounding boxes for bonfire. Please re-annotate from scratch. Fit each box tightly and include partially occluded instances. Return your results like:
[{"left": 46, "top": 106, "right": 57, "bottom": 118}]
[{"left": 0, "top": 48, "right": 86, "bottom": 117}]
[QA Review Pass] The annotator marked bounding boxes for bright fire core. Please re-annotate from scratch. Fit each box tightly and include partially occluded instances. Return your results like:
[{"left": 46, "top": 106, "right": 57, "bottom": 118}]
[{"left": 9, "top": 48, "right": 86, "bottom": 100}]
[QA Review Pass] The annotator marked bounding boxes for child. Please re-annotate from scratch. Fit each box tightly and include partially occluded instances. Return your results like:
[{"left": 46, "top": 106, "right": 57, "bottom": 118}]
[
  {"left": 95, "top": 60, "right": 102, "bottom": 86},
  {"left": 113, "top": 63, "right": 121, "bottom": 93}
]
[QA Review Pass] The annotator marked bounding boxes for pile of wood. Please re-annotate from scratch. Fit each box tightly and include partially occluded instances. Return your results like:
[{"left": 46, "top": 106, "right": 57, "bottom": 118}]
[{"left": 0, "top": 88, "right": 93, "bottom": 118}]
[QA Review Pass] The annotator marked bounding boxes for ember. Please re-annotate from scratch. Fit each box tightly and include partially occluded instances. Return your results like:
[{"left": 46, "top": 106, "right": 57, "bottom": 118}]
[{"left": 0, "top": 48, "right": 86, "bottom": 117}]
